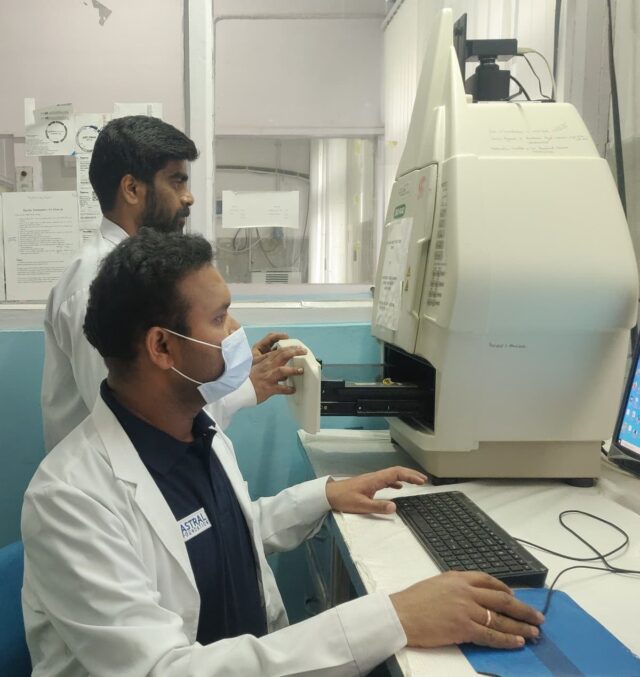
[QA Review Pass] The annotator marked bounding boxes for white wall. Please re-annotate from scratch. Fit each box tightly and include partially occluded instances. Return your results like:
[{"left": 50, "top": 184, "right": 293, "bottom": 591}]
[
  {"left": 0, "top": 0, "right": 185, "bottom": 136},
  {"left": 213, "top": 1, "right": 385, "bottom": 136},
  {"left": 209, "top": 1, "right": 386, "bottom": 284}
]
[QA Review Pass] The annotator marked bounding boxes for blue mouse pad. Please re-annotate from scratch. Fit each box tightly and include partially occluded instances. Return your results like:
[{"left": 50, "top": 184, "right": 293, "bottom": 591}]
[{"left": 460, "top": 588, "right": 640, "bottom": 676}]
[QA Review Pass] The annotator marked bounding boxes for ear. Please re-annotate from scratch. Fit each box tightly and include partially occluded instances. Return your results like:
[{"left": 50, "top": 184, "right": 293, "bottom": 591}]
[
  {"left": 145, "top": 327, "right": 175, "bottom": 370},
  {"left": 120, "top": 174, "right": 147, "bottom": 207}
]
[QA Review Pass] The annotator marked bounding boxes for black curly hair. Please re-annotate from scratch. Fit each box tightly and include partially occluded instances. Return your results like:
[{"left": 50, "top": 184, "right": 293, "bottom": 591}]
[
  {"left": 84, "top": 229, "right": 213, "bottom": 365},
  {"left": 89, "top": 115, "right": 198, "bottom": 212}
]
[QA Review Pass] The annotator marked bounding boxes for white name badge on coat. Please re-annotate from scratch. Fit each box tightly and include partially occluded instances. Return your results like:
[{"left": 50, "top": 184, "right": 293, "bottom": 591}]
[{"left": 178, "top": 508, "right": 212, "bottom": 542}]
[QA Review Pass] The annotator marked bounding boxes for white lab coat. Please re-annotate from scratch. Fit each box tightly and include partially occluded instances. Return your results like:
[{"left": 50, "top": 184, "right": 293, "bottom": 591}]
[
  {"left": 22, "top": 397, "right": 406, "bottom": 677},
  {"left": 41, "top": 217, "right": 255, "bottom": 452}
]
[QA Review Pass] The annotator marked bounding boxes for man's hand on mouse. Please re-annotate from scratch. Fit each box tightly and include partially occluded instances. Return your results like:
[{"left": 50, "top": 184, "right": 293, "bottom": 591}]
[
  {"left": 390, "top": 571, "right": 544, "bottom": 649},
  {"left": 249, "top": 334, "right": 307, "bottom": 403}
]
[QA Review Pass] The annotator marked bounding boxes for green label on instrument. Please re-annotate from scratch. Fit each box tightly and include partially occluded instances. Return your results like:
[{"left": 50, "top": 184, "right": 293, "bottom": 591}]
[{"left": 394, "top": 204, "right": 406, "bottom": 218}]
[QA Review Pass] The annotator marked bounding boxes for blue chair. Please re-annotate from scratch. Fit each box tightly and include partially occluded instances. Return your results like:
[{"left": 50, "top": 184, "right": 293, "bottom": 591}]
[{"left": 0, "top": 541, "right": 31, "bottom": 676}]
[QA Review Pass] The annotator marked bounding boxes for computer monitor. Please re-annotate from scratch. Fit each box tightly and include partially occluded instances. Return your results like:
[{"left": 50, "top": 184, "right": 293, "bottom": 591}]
[{"left": 610, "top": 336, "right": 640, "bottom": 477}]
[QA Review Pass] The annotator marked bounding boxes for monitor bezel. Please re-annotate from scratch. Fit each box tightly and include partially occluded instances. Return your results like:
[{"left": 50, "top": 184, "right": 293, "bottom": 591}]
[{"left": 610, "top": 334, "right": 640, "bottom": 470}]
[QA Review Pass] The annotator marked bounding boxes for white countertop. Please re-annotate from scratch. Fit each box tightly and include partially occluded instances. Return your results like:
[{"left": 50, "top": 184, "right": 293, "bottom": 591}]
[{"left": 299, "top": 430, "right": 640, "bottom": 676}]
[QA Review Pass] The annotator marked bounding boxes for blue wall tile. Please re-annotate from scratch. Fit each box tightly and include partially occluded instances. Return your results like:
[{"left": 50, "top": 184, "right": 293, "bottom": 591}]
[{"left": 0, "top": 331, "right": 46, "bottom": 547}]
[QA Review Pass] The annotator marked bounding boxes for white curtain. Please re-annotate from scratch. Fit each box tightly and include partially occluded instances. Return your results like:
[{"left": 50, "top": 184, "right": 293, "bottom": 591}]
[
  {"left": 383, "top": 0, "right": 556, "bottom": 205},
  {"left": 308, "top": 139, "right": 376, "bottom": 283},
  {"left": 613, "top": 0, "right": 640, "bottom": 272},
  {"left": 308, "top": 139, "right": 347, "bottom": 283}
]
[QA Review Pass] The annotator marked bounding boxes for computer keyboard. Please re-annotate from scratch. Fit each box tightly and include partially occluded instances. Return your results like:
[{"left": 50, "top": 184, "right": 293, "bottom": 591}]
[{"left": 393, "top": 491, "right": 548, "bottom": 587}]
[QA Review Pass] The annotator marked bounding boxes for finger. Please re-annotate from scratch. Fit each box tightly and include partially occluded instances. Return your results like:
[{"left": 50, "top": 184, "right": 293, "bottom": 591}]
[
  {"left": 475, "top": 588, "right": 545, "bottom": 626},
  {"left": 367, "top": 468, "right": 428, "bottom": 491},
  {"left": 273, "top": 365, "right": 305, "bottom": 381},
  {"left": 469, "top": 622, "right": 526, "bottom": 650},
  {"left": 280, "top": 346, "right": 308, "bottom": 359},
  {"left": 384, "top": 466, "right": 429, "bottom": 485},
  {"left": 268, "top": 346, "right": 308, "bottom": 366},
  {"left": 264, "top": 332, "right": 289, "bottom": 343},
  {"left": 252, "top": 352, "right": 272, "bottom": 365},
  {"left": 347, "top": 497, "right": 396, "bottom": 515},
  {"left": 461, "top": 572, "right": 514, "bottom": 595},
  {"left": 254, "top": 347, "right": 305, "bottom": 369},
  {"left": 378, "top": 481, "right": 412, "bottom": 490},
  {"left": 484, "top": 611, "right": 540, "bottom": 641},
  {"left": 254, "top": 332, "right": 289, "bottom": 353},
  {"left": 262, "top": 383, "right": 296, "bottom": 396},
  {"left": 396, "top": 470, "right": 428, "bottom": 485}
]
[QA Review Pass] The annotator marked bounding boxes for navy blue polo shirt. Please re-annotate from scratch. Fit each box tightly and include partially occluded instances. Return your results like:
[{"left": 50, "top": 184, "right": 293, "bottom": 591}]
[{"left": 100, "top": 381, "right": 267, "bottom": 645}]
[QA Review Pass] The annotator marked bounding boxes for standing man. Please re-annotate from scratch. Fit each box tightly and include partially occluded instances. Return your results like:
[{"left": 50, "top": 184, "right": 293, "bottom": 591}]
[
  {"left": 42, "top": 115, "right": 300, "bottom": 451},
  {"left": 23, "top": 229, "right": 543, "bottom": 676}
]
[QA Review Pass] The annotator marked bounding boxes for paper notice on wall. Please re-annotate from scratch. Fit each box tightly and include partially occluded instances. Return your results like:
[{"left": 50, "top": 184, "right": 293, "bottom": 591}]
[
  {"left": 76, "top": 154, "right": 102, "bottom": 234},
  {"left": 2, "top": 192, "right": 80, "bottom": 301},
  {"left": 374, "top": 217, "right": 413, "bottom": 332},
  {"left": 80, "top": 229, "right": 99, "bottom": 246},
  {"left": 113, "top": 102, "right": 163, "bottom": 119},
  {"left": 222, "top": 190, "right": 299, "bottom": 229},
  {"left": 25, "top": 103, "right": 75, "bottom": 157},
  {"left": 74, "top": 113, "right": 110, "bottom": 154}
]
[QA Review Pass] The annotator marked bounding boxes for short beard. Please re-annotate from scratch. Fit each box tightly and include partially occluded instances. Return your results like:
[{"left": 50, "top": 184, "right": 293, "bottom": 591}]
[{"left": 140, "top": 185, "right": 188, "bottom": 233}]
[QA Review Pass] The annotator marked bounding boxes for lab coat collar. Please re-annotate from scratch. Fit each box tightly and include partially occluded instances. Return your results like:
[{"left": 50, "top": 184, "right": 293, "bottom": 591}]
[
  {"left": 91, "top": 395, "right": 197, "bottom": 589},
  {"left": 99, "top": 380, "right": 215, "bottom": 476},
  {"left": 100, "top": 216, "right": 129, "bottom": 247}
]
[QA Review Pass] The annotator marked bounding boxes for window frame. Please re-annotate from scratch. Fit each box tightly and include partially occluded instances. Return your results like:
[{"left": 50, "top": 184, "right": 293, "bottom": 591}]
[{"left": 185, "top": 1, "right": 386, "bottom": 299}]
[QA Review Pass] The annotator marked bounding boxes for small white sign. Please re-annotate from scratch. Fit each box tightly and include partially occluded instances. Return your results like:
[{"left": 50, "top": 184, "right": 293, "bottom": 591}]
[
  {"left": 374, "top": 217, "right": 414, "bottom": 331},
  {"left": 74, "top": 113, "right": 110, "bottom": 154},
  {"left": 222, "top": 190, "right": 299, "bottom": 230},
  {"left": 178, "top": 507, "right": 212, "bottom": 542},
  {"left": 25, "top": 103, "right": 75, "bottom": 157}
]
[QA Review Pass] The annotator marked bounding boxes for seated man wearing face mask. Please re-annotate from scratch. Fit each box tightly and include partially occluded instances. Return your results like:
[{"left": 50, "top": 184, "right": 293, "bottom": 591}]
[{"left": 22, "top": 229, "right": 543, "bottom": 677}]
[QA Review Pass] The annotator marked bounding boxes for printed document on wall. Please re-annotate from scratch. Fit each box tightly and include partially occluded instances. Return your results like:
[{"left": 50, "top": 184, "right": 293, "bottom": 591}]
[
  {"left": 74, "top": 113, "right": 110, "bottom": 241},
  {"left": 76, "top": 154, "right": 102, "bottom": 236},
  {"left": 374, "top": 217, "right": 413, "bottom": 331},
  {"left": 222, "top": 191, "right": 299, "bottom": 229},
  {"left": 2, "top": 192, "right": 80, "bottom": 301}
]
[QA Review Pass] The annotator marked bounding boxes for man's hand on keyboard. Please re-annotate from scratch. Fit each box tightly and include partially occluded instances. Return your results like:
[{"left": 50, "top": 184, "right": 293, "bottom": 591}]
[
  {"left": 390, "top": 571, "right": 544, "bottom": 650},
  {"left": 325, "top": 467, "right": 428, "bottom": 514}
]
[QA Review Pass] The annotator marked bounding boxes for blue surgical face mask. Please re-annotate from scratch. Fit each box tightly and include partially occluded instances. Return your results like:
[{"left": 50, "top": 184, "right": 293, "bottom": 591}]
[{"left": 164, "top": 326, "right": 253, "bottom": 403}]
